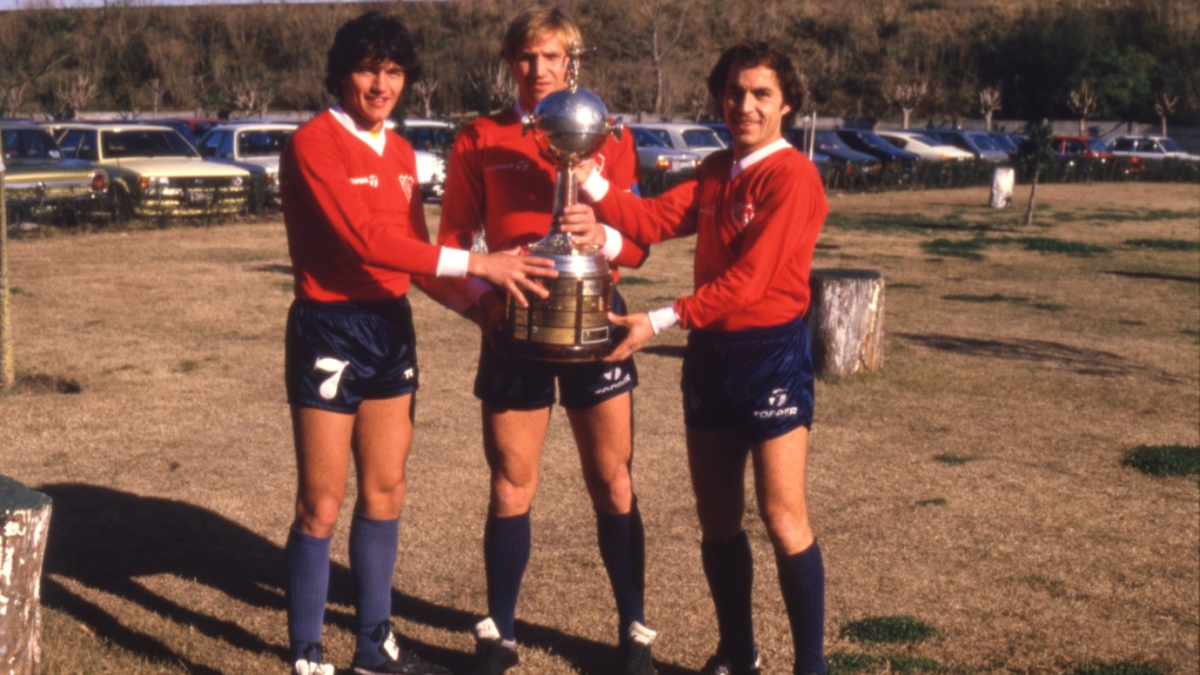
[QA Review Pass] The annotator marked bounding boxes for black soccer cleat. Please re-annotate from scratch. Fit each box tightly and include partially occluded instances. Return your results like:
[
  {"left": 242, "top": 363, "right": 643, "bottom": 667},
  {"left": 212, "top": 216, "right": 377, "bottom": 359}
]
[
  {"left": 698, "top": 653, "right": 763, "bottom": 675},
  {"left": 470, "top": 618, "right": 520, "bottom": 675},
  {"left": 617, "top": 621, "right": 657, "bottom": 675},
  {"left": 351, "top": 624, "right": 451, "bottom": 675}
]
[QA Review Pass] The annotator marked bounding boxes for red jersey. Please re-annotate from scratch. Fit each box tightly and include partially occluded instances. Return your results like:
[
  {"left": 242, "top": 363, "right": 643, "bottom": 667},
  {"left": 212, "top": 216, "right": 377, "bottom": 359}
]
[
  {"left": 280, "top": 110, "right": 441, "bottom": 302},
  {"left": 590, "top": 142, "right": 827, "bottom": 332},
  {"left": 438, "top": 107, "right": 647, "bottom": 275}
]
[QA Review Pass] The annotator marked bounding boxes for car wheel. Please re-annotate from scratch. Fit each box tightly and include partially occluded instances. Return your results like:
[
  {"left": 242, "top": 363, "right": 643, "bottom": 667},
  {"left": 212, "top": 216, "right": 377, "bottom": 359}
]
[{"left": 112, "top": 186, "right": 134, "bottom": 223}]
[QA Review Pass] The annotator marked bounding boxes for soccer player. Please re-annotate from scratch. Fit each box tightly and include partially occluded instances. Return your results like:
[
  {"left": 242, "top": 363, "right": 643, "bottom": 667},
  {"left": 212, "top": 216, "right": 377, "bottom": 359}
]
[
  {"left": 437, "top": 7, "right": 657, "bottom": 675},
  {"left": 279, "top": 12, "right": 555, "bottom": 675},
  {"left": 568, "top": 41, "right": 829, "bottom": 675}
]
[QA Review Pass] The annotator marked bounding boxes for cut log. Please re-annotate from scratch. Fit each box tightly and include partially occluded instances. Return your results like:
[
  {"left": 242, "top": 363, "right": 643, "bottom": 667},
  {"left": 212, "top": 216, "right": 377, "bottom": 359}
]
[
  {"left": 0, "top": 476, "right": 52, "bottom": 675},
  {"left": 807, "top": 268, "right": 885, "bottom": 377}
]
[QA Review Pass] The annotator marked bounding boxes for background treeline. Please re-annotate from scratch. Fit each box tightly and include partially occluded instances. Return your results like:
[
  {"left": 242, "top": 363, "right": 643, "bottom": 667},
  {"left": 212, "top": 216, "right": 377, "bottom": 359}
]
[{"left": 1, "top": 0, "right": 1196, "bottom": 127}]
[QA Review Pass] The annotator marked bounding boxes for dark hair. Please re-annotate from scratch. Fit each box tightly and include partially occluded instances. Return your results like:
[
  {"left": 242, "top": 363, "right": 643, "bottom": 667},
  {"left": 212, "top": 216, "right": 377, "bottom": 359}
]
[
  {"left": 324, "top": 11, "right": 422, "bottom": 98},
  {"left": 706, "top": 41, "right": 806, "bottom": 128}
]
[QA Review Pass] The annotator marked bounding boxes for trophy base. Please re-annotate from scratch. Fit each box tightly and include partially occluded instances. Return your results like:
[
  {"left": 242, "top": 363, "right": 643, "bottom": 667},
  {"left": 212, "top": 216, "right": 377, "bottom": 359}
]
[{"left": 500, "top": 335, "right": 612, "bottom": 364}]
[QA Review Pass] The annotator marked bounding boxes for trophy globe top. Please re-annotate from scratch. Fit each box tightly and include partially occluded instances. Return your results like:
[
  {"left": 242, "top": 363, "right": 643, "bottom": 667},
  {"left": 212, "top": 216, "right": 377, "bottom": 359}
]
[{"left": 531, "top": 88, "right": 612, "bottom": 165}]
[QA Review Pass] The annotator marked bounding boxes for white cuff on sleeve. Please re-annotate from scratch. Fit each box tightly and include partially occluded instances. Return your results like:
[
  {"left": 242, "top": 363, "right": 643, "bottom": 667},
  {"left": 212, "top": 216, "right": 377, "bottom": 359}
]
[
  {"left": 580, "top": 170, "right": 610, "bottom": 201},
  {"left": 436, "top": 247, "right": 471, "bottom": 278},
  {"left": 465, "top": 277, "right": 495, "bottom": 305},
  {"left": 648, "top": 305, "right": 678, "bottom": 334},
  {"left": 600, "top": 225, "right": 624, "bottom": 261}
]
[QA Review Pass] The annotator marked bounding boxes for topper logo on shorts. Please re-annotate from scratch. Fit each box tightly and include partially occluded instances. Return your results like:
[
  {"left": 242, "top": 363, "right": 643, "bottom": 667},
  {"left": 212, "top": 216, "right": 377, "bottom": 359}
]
[
  {"left": 754, "top": 387, "right": 798, "bottom": 419},
  {"left": 314, "top": 357, "right": 350, "bottom": 400},
  {"left": 597, "top": 366, "right": 632, "bottom": 394},
  {"left": 397, "top": 173, "right": 416, "bottom": 201},
  {"left": 349, "top": 174, "right": 379, "bottom": 188}
]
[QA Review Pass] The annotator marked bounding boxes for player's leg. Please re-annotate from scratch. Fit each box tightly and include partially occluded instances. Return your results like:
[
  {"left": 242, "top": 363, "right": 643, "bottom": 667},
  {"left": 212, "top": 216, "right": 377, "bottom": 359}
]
[
  {"left": 688, "top": 428, "right": 762, "bottom": 675},
  {"left": 288, "top": 406, "right": 354, "bottom": 668},
  {"left": 752, "top": 426, "right": 824, "bottom": 675},
  {"left": 566, "top": 390, "right": 656, "bottom": 672}
]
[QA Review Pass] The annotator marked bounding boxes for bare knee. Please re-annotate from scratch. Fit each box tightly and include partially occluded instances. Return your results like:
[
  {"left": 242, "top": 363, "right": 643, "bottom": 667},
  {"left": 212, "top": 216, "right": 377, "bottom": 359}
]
[
  {"left": 696, "top": 497, "right": 745, "bottom": 542},
  {"left": 583, "top": 463, "right": 634, "bottom": 514},
  {"left": 295, "top": 494, "right": 344, "bottom": 538},
  {"left": 491, "top": 473, "right": 536, "bottom": 516},
  {"left": 760, "top": 507, "right": 813, "bottom": 555}
]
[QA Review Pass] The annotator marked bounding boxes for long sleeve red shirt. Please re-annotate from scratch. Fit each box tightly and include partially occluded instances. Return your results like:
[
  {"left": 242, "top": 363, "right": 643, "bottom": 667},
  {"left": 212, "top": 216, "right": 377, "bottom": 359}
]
[{"left": 589, "top": 143, "right": 827, "bottom": 331}]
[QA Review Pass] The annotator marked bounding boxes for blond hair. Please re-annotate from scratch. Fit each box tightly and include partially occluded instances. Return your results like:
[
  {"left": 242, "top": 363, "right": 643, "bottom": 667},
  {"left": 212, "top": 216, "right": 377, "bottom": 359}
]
[{"left": 500, "top": 6, "right": 582, "bottom": 62}]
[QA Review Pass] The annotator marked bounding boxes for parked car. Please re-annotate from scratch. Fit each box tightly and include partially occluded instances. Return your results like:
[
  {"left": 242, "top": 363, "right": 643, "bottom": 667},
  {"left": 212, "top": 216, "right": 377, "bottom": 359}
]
[
  {"left": 627, "top": 122, "right": 726, "bottom": 158},
  {"left": 626, "top": 125, "right": 700, "bottom": 174},
  {"left": 988, "top": 131, "right": 1022, "bottom": 158},
  {"left": 54, "top": 123, "right": 252, "bottom": 218},
  {"left": 196, "top": 122, "right": 297, "bottom": 208},
  {"left": 700, "top": 122, "right": 731, "bottom": 148},
  {"left": 126, "top": 118, "right": 224, "bottom": 147},
  {"left": 388, "top": 119, "right": 453, "bottom": 200},
  {"left": 788, "top": 128, "right": 882, "bottom": 177},
  {"left": 1049, "top": 135, "right": 1114, "bottom": 163},
  {"left": 834, "top": 129, "right": 921, "bottom": 168},
  {"left": 875, "top": 130, "right": 975, "bottom": 162},
  {"left": 922, "top": 129, "right": 1010, "bottom": 162},
  {"left": 1107, "top": 135, "right": 1199, "bottom": 162},
  {"left": 2, "top": 122, "right": 112, "bottom": 224}
]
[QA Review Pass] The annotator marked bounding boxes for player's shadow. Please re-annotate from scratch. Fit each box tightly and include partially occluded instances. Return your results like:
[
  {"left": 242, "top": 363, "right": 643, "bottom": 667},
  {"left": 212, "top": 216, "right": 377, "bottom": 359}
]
[{"left": 38, "top": 483, "right": 692, "bottom": 675}]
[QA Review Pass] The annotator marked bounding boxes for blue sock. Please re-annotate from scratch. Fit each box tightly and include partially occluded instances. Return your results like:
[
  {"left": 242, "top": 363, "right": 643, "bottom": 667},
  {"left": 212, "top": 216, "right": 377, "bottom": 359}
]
[
  {"left": 350, "top": 512, "right": 401, "bottom": 667},
  {"left": 286, "top": 527, "right": 332, "bottom": 661},
  {"left": 700, "top": 531, "right": 757, "bottom": 669},
  {"left": 484, "top": 511, "right": 531, "bottom": 642},
  {"left": 596, "top": 504, "right": 646, "bottom": 635},
  {"left": 776, "top": 540, "right": 825, "bottom": 675}
]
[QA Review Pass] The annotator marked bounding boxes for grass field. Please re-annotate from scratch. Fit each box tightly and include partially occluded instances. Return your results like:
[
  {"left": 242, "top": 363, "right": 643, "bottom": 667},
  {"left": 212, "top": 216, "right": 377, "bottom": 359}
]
[{"left": 1, "top": 183, "right": 1197, "bottom": 675}]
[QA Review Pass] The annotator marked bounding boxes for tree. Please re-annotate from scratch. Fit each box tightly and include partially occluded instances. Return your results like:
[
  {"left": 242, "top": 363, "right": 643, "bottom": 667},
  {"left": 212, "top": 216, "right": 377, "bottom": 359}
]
[
  {"left": 1153, "top": 92, "right": 1178, "bottom": 137},
  {"left": 639, "top": 0, "right": 690, "bottom": 114},
  {"left": 1017, "top": 123, "right": 1056, "bottom": 227},
  {"left": 887, "top": 81, "right": 926, "bottom": 129},
  {"left": 54, "top": 73, "right": 98, "bottom": 120},
  {"left": 1067, "top": 81, "right": 1097, "bottom": 134},
  {"left": 412, "top": 79, "right": 439, "bottom": 119},
  {"left": 978, "top": 86, "right": 1001, "bottom": 131}
]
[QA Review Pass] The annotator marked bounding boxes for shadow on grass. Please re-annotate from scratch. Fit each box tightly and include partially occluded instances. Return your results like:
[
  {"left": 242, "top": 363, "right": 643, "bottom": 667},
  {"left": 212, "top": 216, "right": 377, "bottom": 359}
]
[
  {"left": 38, "top": 484, "right": 693, "bottom": 675},
  {"left": 1099, "top": 270, "right": 1200, "bottom": 284},
  {"left": 895, "top": 333, "right": 1161, "bottom": 378}
]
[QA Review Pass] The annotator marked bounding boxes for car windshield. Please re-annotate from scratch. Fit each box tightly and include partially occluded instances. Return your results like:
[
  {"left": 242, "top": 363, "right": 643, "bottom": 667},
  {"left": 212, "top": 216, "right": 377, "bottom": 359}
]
[
  {"left": 855, "top": 132, "right": 896, "bottom": 151},
  {"left": 403, "top": 125, "right": 455, "bottom": 152},
  {"left": 1159, "top": 138, "right": 1183, "bottom": 152},
  {"left": 631, "top": 128, "right": 670, "bottom": 149},
  {"left": 682, "top": 129, "right": 724, "bottom": 149},
  {"left": 991, "top": 134, "right": 1017, "bottom": 152},
  {"left": 102, "top": 129, "right": 197, "bottom": 158},
  {"left": 911, "top": 135, "right": 941, "bottom": 146},
  {"left": 238, "top": 130, "right": 291, "bottom": 157},
  {"left": 814, "top": 131, "right": 851, "bottom": 152},
  {"left": 2, "top": 128, "right": 63, "bottom": 159},
  {"left": 969, "top": 134, "right": 1000, "bottom": 151},
  {"left": 1085, "top": 138, "right": 1109, "bottom": 153}
]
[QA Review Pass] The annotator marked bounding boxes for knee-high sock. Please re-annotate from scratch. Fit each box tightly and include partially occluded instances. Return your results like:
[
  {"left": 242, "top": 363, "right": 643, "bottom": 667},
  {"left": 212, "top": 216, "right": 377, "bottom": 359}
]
[
  {"left": 350, "top": 512, "right": 401, "bottom": 667},
  {"left": 286, "top": 527, "right": 332, "bottom": 661},
  {"left": 776, "top": 540, "right": 825, "bottom": 675},
  {"left": 596, "top": 503, "right": 646, "bottom": 634},
  {"left": 700, "top": 530, "right": 757, "bottom": 668},
  {"left": 484, "top": 511, "right": 531, "bottom": 642}
]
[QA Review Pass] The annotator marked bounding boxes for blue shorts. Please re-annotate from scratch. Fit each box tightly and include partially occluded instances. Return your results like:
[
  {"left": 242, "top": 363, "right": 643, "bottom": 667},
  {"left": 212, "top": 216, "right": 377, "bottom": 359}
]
[
  {"left": 285, "top": 297, "right": 419, "bottom": 413},
  {"left": 681, "top": 316, "right": 815, "bottom": 442},
  {"left": 474, "top": 291, "right": 638, "bottom": 410}
]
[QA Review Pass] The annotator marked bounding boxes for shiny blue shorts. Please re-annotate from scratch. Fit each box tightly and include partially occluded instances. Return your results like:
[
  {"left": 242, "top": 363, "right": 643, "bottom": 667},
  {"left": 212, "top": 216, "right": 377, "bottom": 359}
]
[{"left": 681, "top": 316, "right": 815, "bottom": 442}]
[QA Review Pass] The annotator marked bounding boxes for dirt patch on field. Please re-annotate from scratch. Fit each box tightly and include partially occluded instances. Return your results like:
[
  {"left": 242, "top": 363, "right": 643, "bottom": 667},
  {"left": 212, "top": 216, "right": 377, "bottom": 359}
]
[{"left": 2, "top": 183, "right": 1197, "bottom": 674}]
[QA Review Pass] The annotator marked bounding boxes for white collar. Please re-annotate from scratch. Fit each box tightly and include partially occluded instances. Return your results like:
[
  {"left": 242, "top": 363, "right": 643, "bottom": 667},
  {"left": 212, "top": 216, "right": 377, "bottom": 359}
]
[
  {"left": 329, "top": 104, "right": 387, "bottom": 157},
  {"left": 731, "top": 138, "right": 792, "bottom": 180}
]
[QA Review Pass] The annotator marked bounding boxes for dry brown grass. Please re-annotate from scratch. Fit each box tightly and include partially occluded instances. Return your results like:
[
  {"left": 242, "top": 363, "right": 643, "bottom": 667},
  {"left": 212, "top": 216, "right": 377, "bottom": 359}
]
[{"left": 1, "top": 183, "right": 1197, "bottom": 675}]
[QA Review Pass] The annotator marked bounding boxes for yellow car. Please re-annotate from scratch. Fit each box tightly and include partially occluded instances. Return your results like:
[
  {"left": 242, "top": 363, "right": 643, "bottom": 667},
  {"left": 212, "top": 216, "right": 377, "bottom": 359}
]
[{"left": 54, "top": 123, "right": 252, "bottom": 218}]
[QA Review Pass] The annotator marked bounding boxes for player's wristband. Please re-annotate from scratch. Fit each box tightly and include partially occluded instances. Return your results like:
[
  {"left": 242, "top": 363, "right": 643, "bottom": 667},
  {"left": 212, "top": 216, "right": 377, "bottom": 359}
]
[
  {"left": 436, "top": 247, "right": 470, "bottom": 278},
  {"left": 600, "top": 225, "right": 623, "bottom": 261},
  {"left": 580, "top": 171, "right": 610, "bottom": 201},
  {"left": 648, "top": 306, "right": 678, "bottom": 334}
]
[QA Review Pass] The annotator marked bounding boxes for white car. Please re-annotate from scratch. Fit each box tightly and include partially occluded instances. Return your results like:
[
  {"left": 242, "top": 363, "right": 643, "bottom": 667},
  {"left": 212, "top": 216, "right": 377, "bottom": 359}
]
[
  {"left": 627, "top": 122, "right": 726, "bottom": 159},
  {"left": 398, "top": 119, "right": 456, "bottom": 200},
  {"left": 1107, "top": 135, "right": 1199, "bottom": 162},
  {"left": 625, "top": 125, "right": 700, "bottom": 174},
  {"left": 196, "top": 122, "right": 298, "bottom": 208},
  {"left": 876, "top": 130, "right": 975, "bottom": 162}
]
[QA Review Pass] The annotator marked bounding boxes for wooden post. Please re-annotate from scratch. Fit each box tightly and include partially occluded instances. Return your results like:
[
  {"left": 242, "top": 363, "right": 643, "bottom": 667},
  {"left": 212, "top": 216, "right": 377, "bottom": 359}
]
[
  {"left": 807, "top": 268, "right": 884, "bottom": 377},
  {"left": 0, "top": 476, "right": 52, "bottom": 675}
]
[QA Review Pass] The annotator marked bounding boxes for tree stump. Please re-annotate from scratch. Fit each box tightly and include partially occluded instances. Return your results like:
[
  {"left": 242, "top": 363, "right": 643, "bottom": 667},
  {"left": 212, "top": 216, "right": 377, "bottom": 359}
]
[
  {"left": 0, "top": 476, "right": 52, "bottom": 675},
  {"left": 807, "top": 268, "right": 885, "bottom": 377}
]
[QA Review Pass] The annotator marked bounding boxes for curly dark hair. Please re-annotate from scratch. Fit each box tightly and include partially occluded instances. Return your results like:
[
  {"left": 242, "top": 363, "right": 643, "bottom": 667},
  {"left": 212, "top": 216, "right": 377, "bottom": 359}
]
[
  {"left": 706, "top": 41, "right": 806, "bottom": 129},
  {"left": 324, "top": 11, "right": 422, "bottom": 98}
]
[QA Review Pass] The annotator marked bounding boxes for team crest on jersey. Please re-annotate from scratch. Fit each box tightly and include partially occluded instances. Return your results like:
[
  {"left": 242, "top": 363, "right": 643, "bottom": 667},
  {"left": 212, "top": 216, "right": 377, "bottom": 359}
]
[
  {"left": 398, "top": 173, "right": 416, "bottom": 201},
  {"left": 349, "top": 175, "right": 379, "bottom": 188},
  {"left": 732, "top": 202, "right": 755, "bottom": 228}
]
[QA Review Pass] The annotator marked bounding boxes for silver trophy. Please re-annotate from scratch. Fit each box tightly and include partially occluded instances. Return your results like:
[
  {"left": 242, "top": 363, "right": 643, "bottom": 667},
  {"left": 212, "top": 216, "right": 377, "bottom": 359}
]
[{"left": 504, "top": 43, "right": 621, "bottom": 363}]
